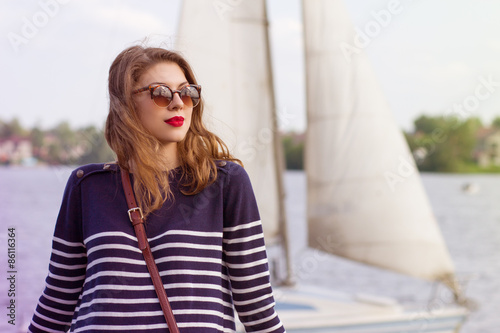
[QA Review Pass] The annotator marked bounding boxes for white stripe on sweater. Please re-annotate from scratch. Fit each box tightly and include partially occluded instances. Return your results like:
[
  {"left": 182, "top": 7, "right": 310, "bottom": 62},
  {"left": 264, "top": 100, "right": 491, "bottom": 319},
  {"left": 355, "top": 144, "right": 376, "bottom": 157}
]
[{"left": 223, "top": 220, "right": 261, "bottom": 232}]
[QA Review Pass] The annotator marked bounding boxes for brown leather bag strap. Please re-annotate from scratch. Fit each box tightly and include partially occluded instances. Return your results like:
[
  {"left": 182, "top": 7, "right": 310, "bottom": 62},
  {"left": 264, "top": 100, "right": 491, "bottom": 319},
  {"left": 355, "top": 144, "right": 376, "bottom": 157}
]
[{"left": 120, "top": 168, "right": 180, "bottom": 333}]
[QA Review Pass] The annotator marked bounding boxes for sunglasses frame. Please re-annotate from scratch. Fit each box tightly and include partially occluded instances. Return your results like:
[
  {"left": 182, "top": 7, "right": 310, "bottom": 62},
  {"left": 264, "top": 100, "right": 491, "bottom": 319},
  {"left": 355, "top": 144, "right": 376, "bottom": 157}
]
[{"left": 132, "top": 84, "right": 201, "bottom": 108}]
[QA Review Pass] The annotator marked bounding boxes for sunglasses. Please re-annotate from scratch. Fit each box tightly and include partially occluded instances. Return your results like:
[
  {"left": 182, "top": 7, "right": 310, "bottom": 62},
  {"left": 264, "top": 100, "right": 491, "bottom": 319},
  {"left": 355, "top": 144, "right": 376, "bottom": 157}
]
[{"left": 132, "top": 84, "right": 201, "bottom": 108}]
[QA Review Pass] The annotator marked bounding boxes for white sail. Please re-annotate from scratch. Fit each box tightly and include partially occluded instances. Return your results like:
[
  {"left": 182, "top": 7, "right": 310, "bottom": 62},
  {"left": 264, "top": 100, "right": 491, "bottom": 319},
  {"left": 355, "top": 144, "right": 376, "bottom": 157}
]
[
  {"left": 176, "top": 0, "right": 282, "bottom": 242},
  {"left": 302, "top": 0, "right": 455, "bottom": 281}
]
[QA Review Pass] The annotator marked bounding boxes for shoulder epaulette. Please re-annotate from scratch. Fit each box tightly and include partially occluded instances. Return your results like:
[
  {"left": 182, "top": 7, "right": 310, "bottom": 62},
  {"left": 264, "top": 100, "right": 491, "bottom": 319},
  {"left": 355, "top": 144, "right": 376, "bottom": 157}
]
[{"left": 73, "top": 162, "right": 118, "bottom": 184}]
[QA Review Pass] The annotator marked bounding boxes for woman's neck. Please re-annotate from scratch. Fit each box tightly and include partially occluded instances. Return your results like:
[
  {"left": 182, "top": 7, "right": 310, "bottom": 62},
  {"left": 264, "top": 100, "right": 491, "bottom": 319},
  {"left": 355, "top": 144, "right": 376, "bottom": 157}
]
[{"left": 159, "top": 143, "right": 180, "bottom": 169}]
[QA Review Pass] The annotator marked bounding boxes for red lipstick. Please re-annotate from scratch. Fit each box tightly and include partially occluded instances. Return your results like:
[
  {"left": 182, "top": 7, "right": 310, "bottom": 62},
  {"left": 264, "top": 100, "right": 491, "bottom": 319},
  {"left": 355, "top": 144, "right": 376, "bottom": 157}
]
[{"left": 165, "top": 116, "right": 184, "bottom": 127}]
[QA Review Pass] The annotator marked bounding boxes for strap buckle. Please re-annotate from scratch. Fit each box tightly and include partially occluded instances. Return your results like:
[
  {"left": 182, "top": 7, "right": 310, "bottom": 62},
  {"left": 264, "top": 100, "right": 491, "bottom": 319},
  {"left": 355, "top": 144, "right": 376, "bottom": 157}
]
[{"left": 127, "top": 207, "right": 144, "bottom": 222}]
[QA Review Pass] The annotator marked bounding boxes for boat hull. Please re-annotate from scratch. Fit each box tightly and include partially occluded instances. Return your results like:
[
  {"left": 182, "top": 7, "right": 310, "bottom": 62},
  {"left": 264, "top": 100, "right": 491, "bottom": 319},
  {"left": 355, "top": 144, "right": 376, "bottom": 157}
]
[{"left": 238, "top": 285, "right": 467, "bottom": 333}]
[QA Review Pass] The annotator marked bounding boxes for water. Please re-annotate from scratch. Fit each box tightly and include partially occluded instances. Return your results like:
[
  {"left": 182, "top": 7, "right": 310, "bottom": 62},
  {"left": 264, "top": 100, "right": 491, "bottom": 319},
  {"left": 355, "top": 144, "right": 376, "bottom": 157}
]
[
  {"left": 0, "top": 166, "right": 73, "bottom": 332},
  {"left": 283, "top": 171, "right": 500, "bottom": 333},
  {"left": 0, "top": 167, "right": 499, "bottom": 332}
]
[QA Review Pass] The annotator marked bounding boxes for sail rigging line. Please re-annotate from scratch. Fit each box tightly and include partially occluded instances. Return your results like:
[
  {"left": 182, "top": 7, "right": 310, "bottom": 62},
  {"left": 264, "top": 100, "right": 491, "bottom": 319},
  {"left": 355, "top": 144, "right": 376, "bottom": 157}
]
[{"left": 440, "top": 273, "right": 476, "bottom": 310}]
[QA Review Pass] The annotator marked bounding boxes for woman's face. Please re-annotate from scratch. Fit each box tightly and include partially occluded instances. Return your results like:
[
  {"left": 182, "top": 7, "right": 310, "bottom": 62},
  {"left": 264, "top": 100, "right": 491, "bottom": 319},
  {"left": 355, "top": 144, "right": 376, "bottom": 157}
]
[{"left": 134, "top": 61, "right": 194, "bottom": 147}]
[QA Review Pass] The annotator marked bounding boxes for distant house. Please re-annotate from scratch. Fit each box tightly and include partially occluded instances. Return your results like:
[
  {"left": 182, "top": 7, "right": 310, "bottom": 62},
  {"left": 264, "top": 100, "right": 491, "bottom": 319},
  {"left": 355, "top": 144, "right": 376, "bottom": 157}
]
[
  {"left": 0, "top": 137, "right": 33, "bottom": 164},
  {"left": 475, "top": 128, "right": 500, "bottom": 167}
]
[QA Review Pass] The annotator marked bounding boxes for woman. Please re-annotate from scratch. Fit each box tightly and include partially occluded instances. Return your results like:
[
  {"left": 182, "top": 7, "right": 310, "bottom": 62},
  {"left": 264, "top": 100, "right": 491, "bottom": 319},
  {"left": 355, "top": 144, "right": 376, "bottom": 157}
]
[{"left": 29, "top": 45, "right": 286, "bottom": 332}]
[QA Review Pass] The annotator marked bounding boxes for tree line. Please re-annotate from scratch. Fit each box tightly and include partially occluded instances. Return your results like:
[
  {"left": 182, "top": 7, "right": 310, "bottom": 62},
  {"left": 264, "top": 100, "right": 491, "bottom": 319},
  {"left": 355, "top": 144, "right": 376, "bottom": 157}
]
[
  {"left": 3, "top": 115, "right": 500, "bottom": 172},
  {"left": 405, "top": 115, "right": 500, "bottom": 172},
  {"left": 1, "top": 117, "right": 307, "bottom": 168},
  {"left": 0, "top": 118, "right": 115, "bottom": 165},
  {"left": 282, "top": 115, "right": 500, "bottom": 173}
]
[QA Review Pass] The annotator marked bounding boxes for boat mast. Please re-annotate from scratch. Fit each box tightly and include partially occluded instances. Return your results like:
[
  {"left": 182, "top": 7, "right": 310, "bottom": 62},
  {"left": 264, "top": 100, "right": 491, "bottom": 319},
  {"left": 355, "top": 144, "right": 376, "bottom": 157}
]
[{"left": 263, "top": 1, "right": 294, "bottom": 286}]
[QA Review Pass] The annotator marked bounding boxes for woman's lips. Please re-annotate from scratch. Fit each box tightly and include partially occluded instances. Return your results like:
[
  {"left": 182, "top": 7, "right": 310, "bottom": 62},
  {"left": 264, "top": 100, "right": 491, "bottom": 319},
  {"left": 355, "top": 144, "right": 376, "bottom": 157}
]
[{"left": 165, "top": 116, "right": 184, "bottom": 127}]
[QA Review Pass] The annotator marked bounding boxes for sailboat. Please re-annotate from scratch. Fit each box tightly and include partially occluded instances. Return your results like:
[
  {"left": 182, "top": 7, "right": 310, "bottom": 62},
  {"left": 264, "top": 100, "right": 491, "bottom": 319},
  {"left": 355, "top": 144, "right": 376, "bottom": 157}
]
[{"left": 176, "top": 0, "right": 468, "bottom": 332}]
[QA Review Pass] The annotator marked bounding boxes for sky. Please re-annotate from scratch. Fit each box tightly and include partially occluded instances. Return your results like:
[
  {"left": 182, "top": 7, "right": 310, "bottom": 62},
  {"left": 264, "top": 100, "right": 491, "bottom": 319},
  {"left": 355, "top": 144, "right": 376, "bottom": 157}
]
[{"left": 1, "top": 0, "right": 500, "bottom": 132}]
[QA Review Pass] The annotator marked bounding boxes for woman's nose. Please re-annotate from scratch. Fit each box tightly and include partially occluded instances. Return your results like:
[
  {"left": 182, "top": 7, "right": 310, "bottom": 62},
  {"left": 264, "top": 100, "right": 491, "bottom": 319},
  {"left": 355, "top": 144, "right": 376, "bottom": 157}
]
[{"left": 168, "top": 92, "right": 184, "bottom": 110}]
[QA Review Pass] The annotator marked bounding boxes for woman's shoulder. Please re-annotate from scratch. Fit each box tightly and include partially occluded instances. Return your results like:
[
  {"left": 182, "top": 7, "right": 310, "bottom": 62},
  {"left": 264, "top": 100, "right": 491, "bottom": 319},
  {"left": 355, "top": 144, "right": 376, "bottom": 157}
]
[
  {"left": 68, "top": 162, "right": 119, "bottom": 184},
  {"left": 216, "top": 160, "right": 247, "bottom": 178},
  {"left": 215, "top": 160, "right": 254, "bottom": 190}
]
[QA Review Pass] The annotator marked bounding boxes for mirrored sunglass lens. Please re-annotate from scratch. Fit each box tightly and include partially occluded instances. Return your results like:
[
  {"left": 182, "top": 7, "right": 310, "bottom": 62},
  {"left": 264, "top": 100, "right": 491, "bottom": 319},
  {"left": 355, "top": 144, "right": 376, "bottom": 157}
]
[
  {"left": 152, "top": 86, "right": 172, "bottom": 107},
  {"left": 180, "top": 86, "right": 200, "bottom": 106},
  {"left": 183, "top": 86, "right": 200, "bottom": 98}
]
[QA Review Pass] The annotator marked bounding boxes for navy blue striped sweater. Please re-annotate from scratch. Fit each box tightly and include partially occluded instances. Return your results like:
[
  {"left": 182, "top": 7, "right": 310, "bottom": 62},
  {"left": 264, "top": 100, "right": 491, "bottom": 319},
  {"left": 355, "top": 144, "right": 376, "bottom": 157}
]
[{"left": 29, "top": 162, "right": 285, "bottom": 332}]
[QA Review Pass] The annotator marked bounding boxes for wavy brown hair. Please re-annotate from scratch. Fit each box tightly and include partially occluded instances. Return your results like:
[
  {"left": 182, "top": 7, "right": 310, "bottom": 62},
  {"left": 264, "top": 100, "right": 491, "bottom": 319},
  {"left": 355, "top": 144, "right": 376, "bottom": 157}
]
[{"left": 105, "top": 45, "right": 239, "bottom": 217}]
